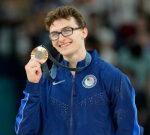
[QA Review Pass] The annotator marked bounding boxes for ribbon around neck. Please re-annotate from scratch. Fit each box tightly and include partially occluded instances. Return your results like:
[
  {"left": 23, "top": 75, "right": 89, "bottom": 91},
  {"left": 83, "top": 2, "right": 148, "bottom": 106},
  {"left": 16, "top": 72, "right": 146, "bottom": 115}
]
[{"left": 40, "top": 45, "right": 92, "bottom": 80}]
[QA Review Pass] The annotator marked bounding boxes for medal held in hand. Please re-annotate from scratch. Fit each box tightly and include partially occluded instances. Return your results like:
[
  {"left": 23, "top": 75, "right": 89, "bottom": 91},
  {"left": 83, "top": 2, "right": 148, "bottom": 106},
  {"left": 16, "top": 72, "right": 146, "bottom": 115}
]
[
  {"left": 31, "top": 46, "right": 48, "bottom": 63},
  {"left": 30, "top": 45, "right": 92, "bottom": 80}
]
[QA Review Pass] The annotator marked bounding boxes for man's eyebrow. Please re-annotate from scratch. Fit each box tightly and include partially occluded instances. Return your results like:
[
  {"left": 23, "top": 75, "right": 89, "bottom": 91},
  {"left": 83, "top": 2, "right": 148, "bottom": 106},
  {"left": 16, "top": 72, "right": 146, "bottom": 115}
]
[{"left": 50, "top": 26, "right": 71, "bottom": 33}]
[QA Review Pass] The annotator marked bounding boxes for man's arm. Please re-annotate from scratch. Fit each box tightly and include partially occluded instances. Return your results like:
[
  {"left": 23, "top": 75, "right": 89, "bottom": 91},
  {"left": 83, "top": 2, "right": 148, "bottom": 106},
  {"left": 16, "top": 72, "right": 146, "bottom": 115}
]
[
  {"left": 15, "top": 81, "right": 42, "bottom": 135},
  {"left": 15, "top": 57, "right": 43, "bottom": 134},
  {"left": 111, "top": 74, "right": 144, "bottom": 135}
]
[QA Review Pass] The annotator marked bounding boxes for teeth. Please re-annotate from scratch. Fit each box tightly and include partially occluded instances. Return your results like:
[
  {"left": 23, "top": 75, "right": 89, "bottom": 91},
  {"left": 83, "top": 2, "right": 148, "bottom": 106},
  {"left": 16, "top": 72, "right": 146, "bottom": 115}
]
[{"left": 59, "top": 42, "right": 71, "bottom": 47}]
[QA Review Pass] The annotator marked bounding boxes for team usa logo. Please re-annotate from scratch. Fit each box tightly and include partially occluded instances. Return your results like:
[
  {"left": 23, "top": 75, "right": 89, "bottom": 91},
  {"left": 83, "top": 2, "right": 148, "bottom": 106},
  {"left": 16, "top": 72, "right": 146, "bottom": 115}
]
[{"left": 82, "top": 75, "right": 97, "bottom": 88}]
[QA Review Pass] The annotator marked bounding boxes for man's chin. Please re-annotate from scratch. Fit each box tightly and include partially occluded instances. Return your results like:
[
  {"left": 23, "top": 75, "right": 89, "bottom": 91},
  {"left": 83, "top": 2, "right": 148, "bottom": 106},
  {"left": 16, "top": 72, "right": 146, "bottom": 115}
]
[{"left": 60, "top": 50, "right": 74, "bottom": 57}]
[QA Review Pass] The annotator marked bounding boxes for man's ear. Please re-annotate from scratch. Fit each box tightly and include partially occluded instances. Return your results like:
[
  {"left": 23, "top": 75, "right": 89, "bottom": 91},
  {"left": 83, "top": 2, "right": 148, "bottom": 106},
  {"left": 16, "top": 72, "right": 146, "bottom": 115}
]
[{"left": 82, "top": 27, "right": 88, "bottom": 39}]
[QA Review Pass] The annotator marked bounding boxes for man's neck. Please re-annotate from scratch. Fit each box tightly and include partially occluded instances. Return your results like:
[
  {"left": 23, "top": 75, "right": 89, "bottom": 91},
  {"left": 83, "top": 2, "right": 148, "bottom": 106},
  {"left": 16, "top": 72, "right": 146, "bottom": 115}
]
[
  {"left": 63, "top": 48, "right": 86, "bottom": 77},
  {"left": 63, "top": 49, "right": 86, "bottom": 68}
]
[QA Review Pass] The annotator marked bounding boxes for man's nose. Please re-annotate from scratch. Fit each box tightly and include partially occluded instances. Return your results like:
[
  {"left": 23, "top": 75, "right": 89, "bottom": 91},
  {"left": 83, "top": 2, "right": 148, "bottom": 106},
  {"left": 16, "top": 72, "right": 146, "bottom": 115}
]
[{"left": 58, "top": 33, "right": 65, "bottom": 41}]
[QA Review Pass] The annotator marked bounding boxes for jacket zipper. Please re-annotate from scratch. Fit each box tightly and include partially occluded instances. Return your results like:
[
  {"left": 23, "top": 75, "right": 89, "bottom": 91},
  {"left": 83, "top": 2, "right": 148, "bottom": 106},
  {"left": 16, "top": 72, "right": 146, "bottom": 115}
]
[{"left": 70, "top": 77, "right": 75, "bottom": 135}]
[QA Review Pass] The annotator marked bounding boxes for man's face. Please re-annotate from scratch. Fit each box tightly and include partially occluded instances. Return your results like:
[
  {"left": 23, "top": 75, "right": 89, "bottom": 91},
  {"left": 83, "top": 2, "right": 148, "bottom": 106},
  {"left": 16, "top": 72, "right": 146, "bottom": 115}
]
[{"left": 49, "top": 17, "right": 88, "bottom": 56}]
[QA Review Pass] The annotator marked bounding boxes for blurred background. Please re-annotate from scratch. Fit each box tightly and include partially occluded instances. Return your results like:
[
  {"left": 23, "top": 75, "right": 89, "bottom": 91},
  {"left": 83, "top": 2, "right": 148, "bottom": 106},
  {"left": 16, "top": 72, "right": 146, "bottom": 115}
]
[{"left": 0, "top": 0, "right": 150, "bottom": 134}]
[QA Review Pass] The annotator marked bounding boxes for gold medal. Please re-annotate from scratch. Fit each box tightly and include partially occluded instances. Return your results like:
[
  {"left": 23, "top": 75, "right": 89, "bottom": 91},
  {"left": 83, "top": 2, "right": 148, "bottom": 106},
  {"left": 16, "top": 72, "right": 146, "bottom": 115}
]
[{"left": 31, "top": 46, "right": 48, "bottom": 63}]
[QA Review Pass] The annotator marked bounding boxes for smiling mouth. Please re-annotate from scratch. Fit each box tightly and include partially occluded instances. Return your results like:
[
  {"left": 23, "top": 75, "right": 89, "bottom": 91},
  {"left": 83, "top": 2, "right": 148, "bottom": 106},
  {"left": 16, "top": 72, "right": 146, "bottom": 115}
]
[{"left": 59, "top": 42, "right": 72, "bottom": 48}]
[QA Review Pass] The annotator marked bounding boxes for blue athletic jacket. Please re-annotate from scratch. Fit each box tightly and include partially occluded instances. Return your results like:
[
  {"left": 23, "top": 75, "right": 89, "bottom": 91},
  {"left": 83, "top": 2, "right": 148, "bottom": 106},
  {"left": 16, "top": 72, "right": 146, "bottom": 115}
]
[{"left": 15, "top": 50, "right": 143, "bottom": 135}]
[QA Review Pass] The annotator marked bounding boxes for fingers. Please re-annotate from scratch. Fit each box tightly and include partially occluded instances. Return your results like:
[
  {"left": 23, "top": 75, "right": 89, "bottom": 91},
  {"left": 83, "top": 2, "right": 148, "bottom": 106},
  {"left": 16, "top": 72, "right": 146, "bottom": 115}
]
[
  {"left": 29, "top": 57, "right": 43, "bottom": 65},
  {"left": 25, "top": 58, "right": 41, "bottom": 69},
  {"left": 25, "top": 57, "right": 43, "bottom": 83},
  {"left": 25, "top": 57, "right": 42, "bottom": 76}
]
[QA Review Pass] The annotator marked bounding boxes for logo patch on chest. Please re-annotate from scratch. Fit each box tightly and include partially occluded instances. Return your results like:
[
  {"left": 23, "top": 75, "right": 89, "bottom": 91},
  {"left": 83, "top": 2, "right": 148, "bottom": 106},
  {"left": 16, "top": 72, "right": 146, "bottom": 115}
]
[{"left": 82, "top": 75, "right": 97, "bottom": 88}]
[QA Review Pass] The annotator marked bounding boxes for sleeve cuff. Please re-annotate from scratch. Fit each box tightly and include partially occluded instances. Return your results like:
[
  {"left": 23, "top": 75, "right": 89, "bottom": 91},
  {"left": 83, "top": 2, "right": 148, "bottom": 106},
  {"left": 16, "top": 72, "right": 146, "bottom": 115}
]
[{"left": 25, "top": 80, "right": 41, "bottom": 95}]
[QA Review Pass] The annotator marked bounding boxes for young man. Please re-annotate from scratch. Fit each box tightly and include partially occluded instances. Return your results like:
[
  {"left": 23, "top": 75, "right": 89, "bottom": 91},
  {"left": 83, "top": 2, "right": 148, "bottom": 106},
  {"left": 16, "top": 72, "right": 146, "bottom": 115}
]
[{"left": 15, "top": 6, "right": 143, "bottom": 135}]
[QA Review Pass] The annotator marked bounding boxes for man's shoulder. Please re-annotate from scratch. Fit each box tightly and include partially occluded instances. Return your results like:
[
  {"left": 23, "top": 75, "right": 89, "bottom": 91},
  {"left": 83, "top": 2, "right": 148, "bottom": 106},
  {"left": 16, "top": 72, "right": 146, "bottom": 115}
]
[
  {"left": 100, "top": 60, "right": 125, "bottom": 82},
  {"left": 90, "top": 50, "right": 124, "bottom": 80}
]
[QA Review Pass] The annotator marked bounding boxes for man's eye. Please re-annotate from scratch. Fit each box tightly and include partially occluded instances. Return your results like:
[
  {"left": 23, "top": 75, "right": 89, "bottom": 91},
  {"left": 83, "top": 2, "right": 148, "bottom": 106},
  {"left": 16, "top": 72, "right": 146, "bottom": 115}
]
[
  {"left": 51, "top": 33, "right": 58, "bottom": 37},
  {"left": 63, "top": 29, "right": 72, "bottom": 34},
  {"left": 64, "top": 29, "right": 70, "bottom": 32}
]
